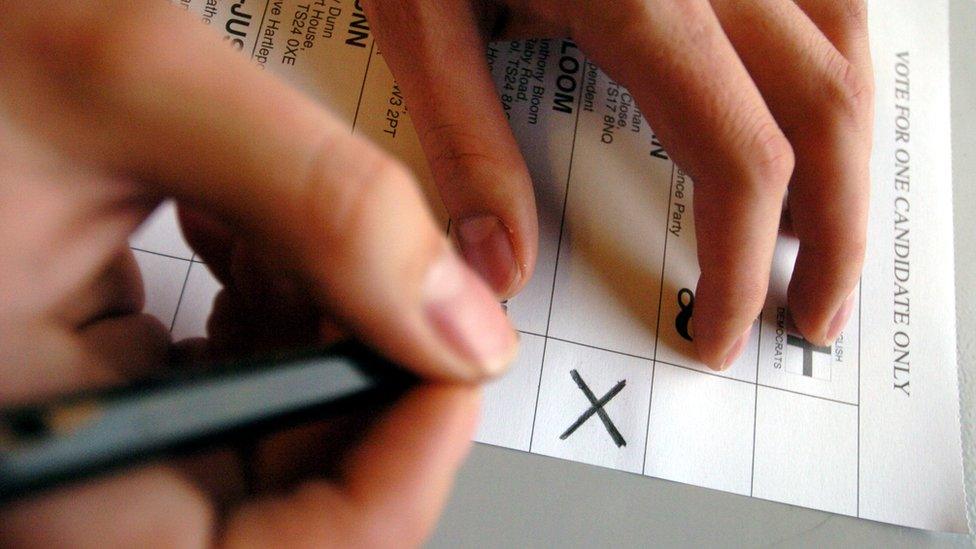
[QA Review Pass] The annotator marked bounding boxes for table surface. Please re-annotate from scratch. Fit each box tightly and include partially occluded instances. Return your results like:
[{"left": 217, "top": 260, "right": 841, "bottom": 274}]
[{"left": 429, "top": 1, "right": 976, "bottom": 546}]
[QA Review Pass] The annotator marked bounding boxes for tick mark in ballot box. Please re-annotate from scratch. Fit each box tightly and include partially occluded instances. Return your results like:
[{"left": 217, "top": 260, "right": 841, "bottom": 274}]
[
  {"left": 786, "top": 334, "right": 832, "bottom": 380},
  {"left": 560, "top": 369, "right": 627, "bottom": 447}
]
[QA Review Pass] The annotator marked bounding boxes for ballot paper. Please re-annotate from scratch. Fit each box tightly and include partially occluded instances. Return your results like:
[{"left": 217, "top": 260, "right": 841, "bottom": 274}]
[{"left": 134, "top": 0, "right": 968, "bottom": 532}]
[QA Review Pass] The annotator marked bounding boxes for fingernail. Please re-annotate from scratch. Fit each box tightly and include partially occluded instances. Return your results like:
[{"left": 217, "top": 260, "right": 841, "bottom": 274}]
[
  {"left": 719, "top": 327, "right": 751, "bottom": 371},
  {"left": 455, "top": 215, "right": 521, "bottom": 298},
  {"left": 826, "top": 292, "right": 856, "bottom": 343},
  {"left": 423, "top": 248, "right": 517, "bottom": 376}
]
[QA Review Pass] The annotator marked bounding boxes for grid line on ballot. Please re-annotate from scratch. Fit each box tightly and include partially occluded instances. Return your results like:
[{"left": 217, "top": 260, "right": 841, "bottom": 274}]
[
  {"left": 130, "top": 2, "right": 968, "bottom": 532},
  {"left": 169, "top": 255, "right": 196, "bottom": 332},
  {"left": 642, "top": 161, "right": 676, "bottom": 475},
  {"left": 857, "top": 278, "right": 862, "bottom": 517},
  {"left": 130, "top": 247, "right": 196, "bottom": 263},
  {"left": 350, "top": 40, "right": 376, "bottom": 132},
  {"left": 517, "top": 330, "right": 859, "bottom": 409},
  {"left": 130, "top": 30, "right": 865, "bottom": 518},
  {"left": 749, "top": 312, "right": 762, "bottom": 496},
  {"left": 526, "top": 56, "right": 587, "bottom": 454}
]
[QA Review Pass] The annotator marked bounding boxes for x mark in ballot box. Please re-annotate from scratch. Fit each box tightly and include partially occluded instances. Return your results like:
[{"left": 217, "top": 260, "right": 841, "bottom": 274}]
[{"left": 560, "top": 369, "right": 627, "bottom": 447}]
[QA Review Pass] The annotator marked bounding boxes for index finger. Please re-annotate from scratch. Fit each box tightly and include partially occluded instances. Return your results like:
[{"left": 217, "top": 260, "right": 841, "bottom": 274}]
[
  {"left": 0, "top": 2, "right": 517, "bottom": 381},
  {"left": 568, "top": 0, "right": 794, "bottom": 368}
]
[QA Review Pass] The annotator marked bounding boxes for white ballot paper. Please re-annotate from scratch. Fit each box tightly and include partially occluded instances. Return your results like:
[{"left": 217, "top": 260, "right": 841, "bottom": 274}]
[{"left": 134, "top": 0, "right": 967, "bottom": 532}]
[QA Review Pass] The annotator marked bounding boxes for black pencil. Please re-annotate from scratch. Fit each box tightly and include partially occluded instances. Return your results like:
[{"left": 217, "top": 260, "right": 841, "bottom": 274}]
[{"left": 0, "top": 341, "right": 416, "bottom": 503}]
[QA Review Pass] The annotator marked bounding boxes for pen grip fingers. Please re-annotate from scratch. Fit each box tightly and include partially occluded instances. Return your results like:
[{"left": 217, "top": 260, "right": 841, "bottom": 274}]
[
  {"left": 0, "top": 465, "right": 214, "bottom": 548},
  {"left": 222, "top": 385, "right": 480, "bottom": 548},
  {"left": 0, "top": 312, "right": 166, "bottom": 406}
]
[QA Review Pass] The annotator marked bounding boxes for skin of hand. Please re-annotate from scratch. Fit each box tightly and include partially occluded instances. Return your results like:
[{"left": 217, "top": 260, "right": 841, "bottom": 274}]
[
  {"left": 363, "top": 0, "right": 875, "bottom": 370},
  {"left": 0, "top": 2, "right": 519, "bottom": 547},
  {"left": 0, "top": 0, "right": 873, "bottom": 543}
]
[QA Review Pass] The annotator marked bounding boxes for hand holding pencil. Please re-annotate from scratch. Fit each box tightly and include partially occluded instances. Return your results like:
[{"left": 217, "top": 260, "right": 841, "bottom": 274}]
[
  {"left": 0, "top": 0, "right": 873, "bottom": 545},
  {"left": 0, "top": 2, "right": 513, "bottom": 546}
]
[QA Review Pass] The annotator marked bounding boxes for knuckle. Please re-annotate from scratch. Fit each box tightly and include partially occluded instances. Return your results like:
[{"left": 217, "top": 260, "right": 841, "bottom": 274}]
[
  {"left": 573, "top": 0, "right": 715, "bottom": 54},
  {"left": 317, "top": 156, "right": 402, "bottom": 240},
  {"left": 301, "top": 136, "right": 418, "bottom": 259},
  {"left": 831, "top": 0, "right": 869, "bottom": 35},
  {"left": 297, "top": 131, "right": 445, "bottom": 292},
  {"left": 5, "top": 1, "right": 183, "bottom": 142},
  {"left": 745, "top": 122, "right": 795, "bottom": 191},
  {"left": 421, "top": 122, "right": 503, "bottom": 179},
  {"left": 673, "top": 2, "right": 719, "bottom": 43},
  {"left": 820, "top": 51, "right": 874, "bottom": 127},
  {"left": 61, "top": 5, "right": 161, "bottom": 94}
]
